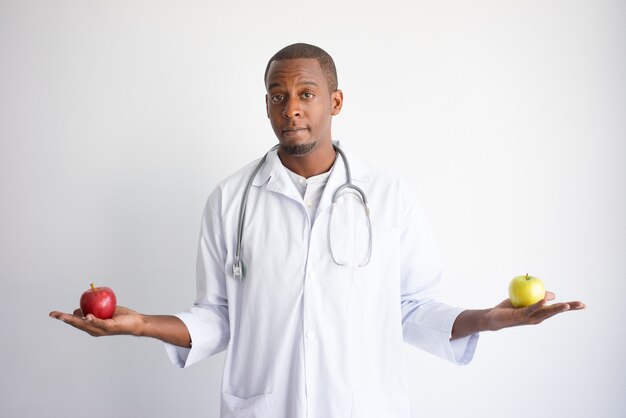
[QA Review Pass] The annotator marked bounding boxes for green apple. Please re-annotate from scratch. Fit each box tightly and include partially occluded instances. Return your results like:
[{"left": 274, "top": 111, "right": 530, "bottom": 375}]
[{"left": 508, "top": 274, "right": 546, "bottom": 308}]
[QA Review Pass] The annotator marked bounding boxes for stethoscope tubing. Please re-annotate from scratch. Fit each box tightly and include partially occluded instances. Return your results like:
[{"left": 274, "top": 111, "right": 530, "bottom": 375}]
[{"left": 233, "top": 143, "right": 371, "bottom": 280}]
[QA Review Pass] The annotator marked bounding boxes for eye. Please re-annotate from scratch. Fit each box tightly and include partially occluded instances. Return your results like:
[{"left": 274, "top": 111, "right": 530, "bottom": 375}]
[
  {"left": 271, "top": 95, "right": 284, "bottom": 104},
  {"left": 302, "top": 92, "right": 315, "bottom": 99}
]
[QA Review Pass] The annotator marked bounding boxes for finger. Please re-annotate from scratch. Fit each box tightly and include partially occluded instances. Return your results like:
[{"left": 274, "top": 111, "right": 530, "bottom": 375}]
[
  {"left": 566, "top": 301, "right": 586, "bottom": 310},
  {"left": 85, "top": 313, "right": 103, "bottom": 325},
  {"left": 514, "top": 298, "right": 558, "bottom": 324},
  {"left": 540, "top": 301, "right": 585, "bottom": 314},
  {"left": 51, "top": 311, "right": 95, "bottom": 330},
  {"left": 85, "top": 313, "right": 120, "bottom": 335},
  {"left": 544, "top": 291, "right": 556, "bottom": 302},
  {"left": 49, "top": 311, "right": 80, "bottom": 322},
  {"left": 73, "top": 308, "right": 84, "bottom": 317},
  {"left": 50, "top": 310, "right": 109, "bottom": 336},
  {"left": 523, "top": 297, "right": 549, "bottom": 316},
  {"left": 529, "top": 302, "right": 572, "bottom": 323},
  {"left": 528, "top": 298, "right": 586, "bottom": 324},
  {"left": 49, "top": 311, "right": 66, "bottom": 320},
  {"left": 566, "top": 300, "right": 587, "bottom": 311}
]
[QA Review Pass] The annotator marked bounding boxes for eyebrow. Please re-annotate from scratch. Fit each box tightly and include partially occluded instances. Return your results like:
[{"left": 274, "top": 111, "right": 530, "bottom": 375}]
[{"left": 267, "top": 80, "right": 319, "bottom": 91}]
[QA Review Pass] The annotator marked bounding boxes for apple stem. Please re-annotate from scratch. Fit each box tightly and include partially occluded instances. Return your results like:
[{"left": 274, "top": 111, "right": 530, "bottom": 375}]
[
  {"left": 525, "top": 273, "right": 529, "bottom": 280},
  {"left": 90, "top": 283, "right": 95, "bottom": 291}
]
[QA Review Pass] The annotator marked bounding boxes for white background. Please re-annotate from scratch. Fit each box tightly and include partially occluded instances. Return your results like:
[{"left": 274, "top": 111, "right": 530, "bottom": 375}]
[{"left": 1, "top": 0, "right": 624, "bottom": 417}]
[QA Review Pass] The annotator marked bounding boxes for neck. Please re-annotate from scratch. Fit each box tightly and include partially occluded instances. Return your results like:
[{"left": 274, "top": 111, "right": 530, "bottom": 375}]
[{"left": 277, "top": 140, "right": 336, "bottom": 178}]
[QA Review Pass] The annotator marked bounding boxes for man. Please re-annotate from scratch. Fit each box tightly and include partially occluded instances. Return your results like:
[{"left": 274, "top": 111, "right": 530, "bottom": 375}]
[{"left": 50, "top": 43, "right": 584, "bottom": 418}]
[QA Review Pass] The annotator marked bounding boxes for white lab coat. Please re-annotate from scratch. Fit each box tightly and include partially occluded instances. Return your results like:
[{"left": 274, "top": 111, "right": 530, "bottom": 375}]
[{"left": 165, "top": 146, "right": 478, "bottom": 418}]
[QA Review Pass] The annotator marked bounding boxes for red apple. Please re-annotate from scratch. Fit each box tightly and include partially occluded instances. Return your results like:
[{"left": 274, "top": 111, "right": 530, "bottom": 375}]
[{"left": 80, "top": 283, "right": 117, "bottom": 319}]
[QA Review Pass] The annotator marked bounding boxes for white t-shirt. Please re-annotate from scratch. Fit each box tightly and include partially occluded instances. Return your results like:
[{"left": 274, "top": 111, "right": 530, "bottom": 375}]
[{"left": 283, "top": 164, "right": 331, "bottom": 224}]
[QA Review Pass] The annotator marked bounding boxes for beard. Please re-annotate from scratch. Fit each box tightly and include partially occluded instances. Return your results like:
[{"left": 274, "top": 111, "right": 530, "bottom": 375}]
[{"left": 280, "top": 142, "right": 316, "bottom": 156}]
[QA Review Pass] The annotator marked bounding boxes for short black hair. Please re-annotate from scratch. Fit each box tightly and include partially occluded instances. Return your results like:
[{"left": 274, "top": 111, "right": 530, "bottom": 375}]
[{"left": 264, "top": 43, "right": 338, "bottom": 92}]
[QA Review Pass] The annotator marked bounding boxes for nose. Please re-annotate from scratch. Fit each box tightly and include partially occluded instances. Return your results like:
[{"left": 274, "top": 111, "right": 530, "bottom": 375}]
[{"left": 282, "top": 96, "right": 301, "bottom": 119}]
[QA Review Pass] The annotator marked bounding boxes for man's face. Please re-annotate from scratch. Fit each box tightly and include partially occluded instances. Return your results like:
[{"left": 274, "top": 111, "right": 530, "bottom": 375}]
[{"left": 265, "top": 58, "right": 342, "bottom": 156}]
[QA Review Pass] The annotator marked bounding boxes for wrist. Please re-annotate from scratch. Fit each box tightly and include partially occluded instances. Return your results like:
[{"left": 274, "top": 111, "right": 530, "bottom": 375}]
[
  {"left": 482, "top": 308, "right": 498, "bottom": 332},
  {"left": 134, "top": 314, "right": 149, "bottom": 337}
]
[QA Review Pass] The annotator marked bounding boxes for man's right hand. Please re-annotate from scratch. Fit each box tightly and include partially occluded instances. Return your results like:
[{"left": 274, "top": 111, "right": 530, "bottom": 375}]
[
  {"left": 49, "top": 307, "right": 192, "bottom": 348},
  {"left": 49, "top": 306, "right": 145, "bottom": 337}
]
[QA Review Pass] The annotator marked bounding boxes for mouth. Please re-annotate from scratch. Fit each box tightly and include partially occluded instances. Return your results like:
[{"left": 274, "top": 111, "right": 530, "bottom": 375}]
[{"left": 281, "top": 127, "right": 308, "bottom": 137}]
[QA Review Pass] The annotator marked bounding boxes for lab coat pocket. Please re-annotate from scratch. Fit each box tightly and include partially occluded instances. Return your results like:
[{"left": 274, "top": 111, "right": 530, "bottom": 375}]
[
  {"left": 351, "top": 390, "right": 410, "bottom": 418},
  {"left": 221, "top": 392, "right": 272, "bottom": 418}
]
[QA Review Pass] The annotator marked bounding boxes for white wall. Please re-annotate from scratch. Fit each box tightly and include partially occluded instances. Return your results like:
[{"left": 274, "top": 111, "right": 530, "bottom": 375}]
[{"left": 1, "top": 0, "right": 624, "bottom": 417}]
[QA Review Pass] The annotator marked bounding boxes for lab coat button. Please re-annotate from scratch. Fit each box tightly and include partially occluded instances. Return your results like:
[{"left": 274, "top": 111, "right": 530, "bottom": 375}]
[{"left": 306, "top": 330, "right": 316, "bottom": 340}]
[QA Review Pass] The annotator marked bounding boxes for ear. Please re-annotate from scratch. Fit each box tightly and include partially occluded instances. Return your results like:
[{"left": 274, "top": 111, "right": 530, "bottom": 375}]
[
  {"left": 265, "top": 94, "right": 270, "bottom": 118},
  {"left": 330, "top": 89, "right": 343, "bottom": 116}
]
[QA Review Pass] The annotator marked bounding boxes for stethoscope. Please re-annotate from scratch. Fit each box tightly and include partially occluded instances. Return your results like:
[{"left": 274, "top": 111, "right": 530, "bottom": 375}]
[{"left": 232, "top": 143, "right": 372, "bottom": 281}]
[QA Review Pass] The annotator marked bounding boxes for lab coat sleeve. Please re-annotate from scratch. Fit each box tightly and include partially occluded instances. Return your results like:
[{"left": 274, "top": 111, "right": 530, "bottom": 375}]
[
  {"left": 400, "top": 192, "right": 478, "bottom": 365},
  {"left": 164, "top": 197, "right": 230, "bottom": 368}
]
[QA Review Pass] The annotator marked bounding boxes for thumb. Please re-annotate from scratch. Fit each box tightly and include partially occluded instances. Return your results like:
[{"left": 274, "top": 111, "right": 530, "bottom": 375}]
[{"left": 85, "top": 314, "right": 107, "bottom": 327}]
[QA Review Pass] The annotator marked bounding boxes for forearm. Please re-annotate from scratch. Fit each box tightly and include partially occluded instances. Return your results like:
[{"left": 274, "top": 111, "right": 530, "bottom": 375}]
[
  {"left": 451, "top": 308, "right": 495, "bottom": 340},
  {"left": 138, "top": 314, "right": 192, "bottom": 348}
]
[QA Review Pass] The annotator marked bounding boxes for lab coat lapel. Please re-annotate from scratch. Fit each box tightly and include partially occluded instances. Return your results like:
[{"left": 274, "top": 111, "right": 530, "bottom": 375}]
[
  {"left": 316, "top": 152, "right": 344, "bottom": 219},
  {"left": 251, "top": 148, "right": 303, "bottom": 204},
  {"left": 249, "top": 144, "right": 370, "bottom": 214}
]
